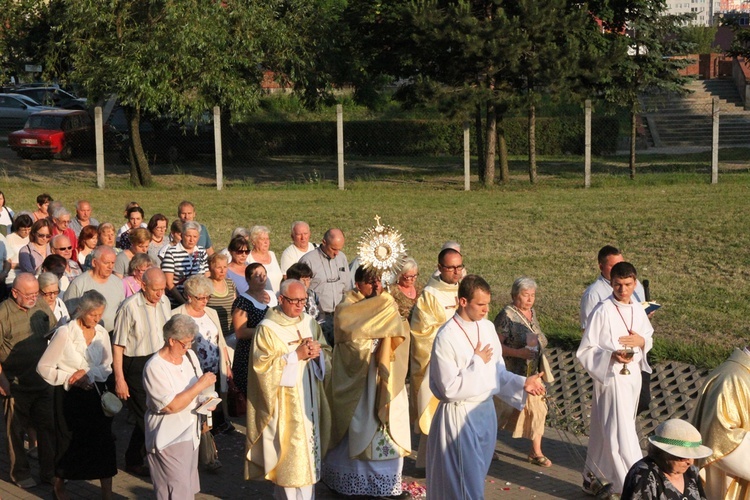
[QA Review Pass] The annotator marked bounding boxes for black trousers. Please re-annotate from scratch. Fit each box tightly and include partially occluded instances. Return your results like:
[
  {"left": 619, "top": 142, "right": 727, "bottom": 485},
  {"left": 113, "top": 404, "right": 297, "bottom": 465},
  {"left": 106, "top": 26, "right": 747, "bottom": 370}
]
[{"left": 122, "top": 354, "right": 150, "bottom": 467}]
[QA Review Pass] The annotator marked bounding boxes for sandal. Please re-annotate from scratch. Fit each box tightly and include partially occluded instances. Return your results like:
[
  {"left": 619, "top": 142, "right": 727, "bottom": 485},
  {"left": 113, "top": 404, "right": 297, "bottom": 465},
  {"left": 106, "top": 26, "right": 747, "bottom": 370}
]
[{"left": 528, "top": 454, "right": 552, "bottom": 467}]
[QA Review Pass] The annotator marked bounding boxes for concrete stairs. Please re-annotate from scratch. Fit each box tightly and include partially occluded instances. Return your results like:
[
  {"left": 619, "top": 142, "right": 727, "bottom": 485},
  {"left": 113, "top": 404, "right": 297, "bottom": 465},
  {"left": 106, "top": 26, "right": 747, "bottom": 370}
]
[{"left": 639, "top": 79, "right": 750, "bottom": 147}]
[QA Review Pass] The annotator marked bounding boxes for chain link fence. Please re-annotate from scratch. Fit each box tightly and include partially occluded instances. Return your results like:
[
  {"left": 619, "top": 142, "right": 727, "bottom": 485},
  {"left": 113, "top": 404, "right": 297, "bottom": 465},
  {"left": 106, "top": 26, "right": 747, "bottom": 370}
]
[{"left": 2, "top": 82, "right": 748, "bottom": 187}]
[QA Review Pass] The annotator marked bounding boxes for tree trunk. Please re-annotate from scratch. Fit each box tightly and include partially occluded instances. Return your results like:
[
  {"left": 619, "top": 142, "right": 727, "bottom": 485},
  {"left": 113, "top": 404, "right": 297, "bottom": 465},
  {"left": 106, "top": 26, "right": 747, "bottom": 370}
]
[
  {"left": 475, "top": 102, "right": 485, "bottom": 183},
  {"left": 630, "top": 109, "right": 637, "bottom": 179},
  {"left": 497, "top": 112, "right": 509, "bottom": 184},
  {"left": 126, "top": 105, "right": 153, "bottom": 187},
  {"left": 483, "top": 101, "right": 496, "bottom": 186},
  {"left": 528, "top": 103, "right": 537, "bottom": 184}
]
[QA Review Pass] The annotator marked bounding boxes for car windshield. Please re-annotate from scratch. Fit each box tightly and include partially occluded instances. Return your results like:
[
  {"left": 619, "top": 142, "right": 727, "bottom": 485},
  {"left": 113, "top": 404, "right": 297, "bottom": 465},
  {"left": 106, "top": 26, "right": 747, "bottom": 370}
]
[
  {"left": 14, "top": 94, "right": 42, "bottom": 106},
  {"left": 26, "top": 115, "right": 64, "bottom": 130}
]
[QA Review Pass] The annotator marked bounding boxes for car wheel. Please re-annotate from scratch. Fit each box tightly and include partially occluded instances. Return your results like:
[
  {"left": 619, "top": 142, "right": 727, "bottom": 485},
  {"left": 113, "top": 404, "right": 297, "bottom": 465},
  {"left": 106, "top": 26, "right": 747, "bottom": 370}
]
[{"left": 58, "top": 143, "right": 73, "bottom": 160}]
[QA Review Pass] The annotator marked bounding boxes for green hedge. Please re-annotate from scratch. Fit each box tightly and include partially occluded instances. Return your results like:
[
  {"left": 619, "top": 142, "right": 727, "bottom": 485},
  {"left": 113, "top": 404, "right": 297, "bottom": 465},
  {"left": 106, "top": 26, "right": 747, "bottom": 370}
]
[{"left": 228, "top": 116, "right": 619, "bottom": 157}]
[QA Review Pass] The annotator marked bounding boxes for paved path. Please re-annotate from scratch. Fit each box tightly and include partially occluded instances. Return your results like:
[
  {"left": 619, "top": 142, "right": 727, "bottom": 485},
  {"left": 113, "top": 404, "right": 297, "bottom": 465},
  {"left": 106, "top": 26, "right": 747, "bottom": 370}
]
[{"left": 0, "top": 408, "right": 589, "bottom": 499}]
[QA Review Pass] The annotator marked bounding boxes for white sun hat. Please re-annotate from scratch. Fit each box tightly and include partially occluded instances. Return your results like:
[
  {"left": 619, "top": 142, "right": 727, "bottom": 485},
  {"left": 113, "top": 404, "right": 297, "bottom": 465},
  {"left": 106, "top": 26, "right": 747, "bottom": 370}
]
[{"left": 648, "top": 419, "right": 713, "bottom": 459}]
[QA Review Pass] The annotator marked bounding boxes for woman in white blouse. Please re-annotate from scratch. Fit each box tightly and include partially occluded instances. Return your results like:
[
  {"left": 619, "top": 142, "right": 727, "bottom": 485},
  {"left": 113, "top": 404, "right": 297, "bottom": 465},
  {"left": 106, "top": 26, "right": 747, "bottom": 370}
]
[
  {"left": 36, "top": 290, "right": 116, "bottom": 500},
  {"left": 38, "top": 272, "right": 69, "bottom": 327},
  {"left": 246, "top": 225, "right": 283, "bottom": 294},
  {"left": 143, "top": 314, "right": 217, "bottom": 499},
  {"left": 172, "top": 276, "right": 233, "bottom": 457}
]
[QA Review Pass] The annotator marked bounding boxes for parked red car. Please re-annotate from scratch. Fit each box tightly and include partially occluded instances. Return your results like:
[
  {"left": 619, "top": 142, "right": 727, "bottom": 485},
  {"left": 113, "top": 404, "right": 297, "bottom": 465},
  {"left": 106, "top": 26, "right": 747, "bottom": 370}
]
[{"left": 8, "top": 109, "right": 93, "bottom": 159}]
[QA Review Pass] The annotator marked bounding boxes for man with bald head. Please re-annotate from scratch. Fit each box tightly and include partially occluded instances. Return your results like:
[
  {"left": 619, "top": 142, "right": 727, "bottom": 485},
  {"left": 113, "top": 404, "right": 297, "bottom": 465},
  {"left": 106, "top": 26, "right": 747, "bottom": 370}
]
[
  {"left": 0, "top": 273, "right": 57, "bottom": 488},
  {"left": 50, "top": 234, "right": 82, "bottom": 285},
  {"left": 299, "top": 228, "right": 351, "bottom": 345},
  {"left": 113, "top": 267, "right": 171, "bottom": 476},
  {"left": 245, "top": 279, "right": 331, "bottom": 498},
  {"left": 68, "top": 200, "right": 99, "bottom": 236},
  {"left": 280, "top": 221, "right": 316, "bottom": 278},
  {"left": 64, "top": 246, "right": 124, "bottom": 332}
]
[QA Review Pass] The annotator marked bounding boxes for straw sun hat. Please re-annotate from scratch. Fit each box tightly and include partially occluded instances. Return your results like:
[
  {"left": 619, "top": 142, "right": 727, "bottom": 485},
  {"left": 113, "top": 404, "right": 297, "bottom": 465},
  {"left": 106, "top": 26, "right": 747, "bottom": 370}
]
[{"left": 648, "top": 419, "right": 713, "bottom": 459}]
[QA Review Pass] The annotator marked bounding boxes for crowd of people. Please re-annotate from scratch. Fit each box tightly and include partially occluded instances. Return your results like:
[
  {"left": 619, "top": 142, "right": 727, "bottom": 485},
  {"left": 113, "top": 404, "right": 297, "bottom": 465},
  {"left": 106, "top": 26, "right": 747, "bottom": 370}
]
[{"left": 0, "top": 191, "right": 747, "bottom": 500}]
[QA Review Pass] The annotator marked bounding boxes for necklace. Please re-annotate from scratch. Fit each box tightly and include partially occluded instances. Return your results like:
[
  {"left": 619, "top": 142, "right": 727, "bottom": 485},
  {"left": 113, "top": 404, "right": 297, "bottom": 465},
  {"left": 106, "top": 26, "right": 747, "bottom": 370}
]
[
  {"left": 453, "top": 316, "right": 479, "bottom": 350},
  {"left": 614, "top": 302, "right": 633, "bottom": 333},
  {"left": 510, "top": 305, "right": 536, "bottom": 332}
]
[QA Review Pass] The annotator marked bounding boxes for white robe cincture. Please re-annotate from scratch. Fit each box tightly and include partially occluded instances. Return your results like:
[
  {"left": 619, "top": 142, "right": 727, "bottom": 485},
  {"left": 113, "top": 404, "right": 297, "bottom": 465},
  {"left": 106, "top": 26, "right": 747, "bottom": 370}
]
[
  {"left": 426, "top": 315, "right": 526, "bottom": 500},
  {"left": 576, "top": 295, "right": 653, "bottom": 493}
]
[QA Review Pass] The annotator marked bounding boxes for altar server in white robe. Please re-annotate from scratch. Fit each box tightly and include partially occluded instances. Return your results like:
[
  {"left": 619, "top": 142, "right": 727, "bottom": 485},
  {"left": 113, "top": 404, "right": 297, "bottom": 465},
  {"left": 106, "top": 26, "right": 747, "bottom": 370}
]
[
  {"left": 245, "top": 280, "right": 331, "bottom": 500},
  {"left": 426, "top": 275, "right": 546, "bottom": 500},
  {"left": 577, "top": 261, "right": 653, "bottom": 495}
]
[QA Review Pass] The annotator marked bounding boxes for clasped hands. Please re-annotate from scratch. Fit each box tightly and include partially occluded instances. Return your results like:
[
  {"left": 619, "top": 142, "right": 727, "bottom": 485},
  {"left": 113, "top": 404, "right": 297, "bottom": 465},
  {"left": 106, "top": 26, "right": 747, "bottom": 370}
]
[{"left": 295, "top": 338, "right": 322, "bottom": 361}]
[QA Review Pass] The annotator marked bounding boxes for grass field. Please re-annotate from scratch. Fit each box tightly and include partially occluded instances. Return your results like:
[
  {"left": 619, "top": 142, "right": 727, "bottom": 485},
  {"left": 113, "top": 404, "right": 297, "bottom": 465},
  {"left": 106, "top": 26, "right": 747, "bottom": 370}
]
[{"left": 1, "top": 149, "right": 748, "bottom": 369}]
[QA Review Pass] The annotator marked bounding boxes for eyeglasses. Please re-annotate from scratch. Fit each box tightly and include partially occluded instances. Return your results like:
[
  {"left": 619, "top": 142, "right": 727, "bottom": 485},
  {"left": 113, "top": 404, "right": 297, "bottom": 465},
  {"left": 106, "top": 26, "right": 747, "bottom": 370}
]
[
  {"left": 55, "top": 246, "right": 73, "bottom": 251},
  {"left": 176, "top": 338, "right": 195, "bottom": 349},
  {"left": 235, "top": 249, "right": 249, "bottom": 254},
  {"left": 41, "top": 289, "right": 60, "bottom": 298},
  {"left": 13, "top": 289, "right": 39, "bottom": 299},
  {"left": 281, "top": 295, "right": 307, "bottom": 306},
  {"left": 191, "top": 295, "right": 210, "bottom": 302},
  {"left": 36, "top": 233, "right": 51, "bottom": 239},
  {"left": 401, "top": 274, "right": 419, "bottom": 280},
  {"left": 439, "top": 264, "right": 465, "bottom": 272}
]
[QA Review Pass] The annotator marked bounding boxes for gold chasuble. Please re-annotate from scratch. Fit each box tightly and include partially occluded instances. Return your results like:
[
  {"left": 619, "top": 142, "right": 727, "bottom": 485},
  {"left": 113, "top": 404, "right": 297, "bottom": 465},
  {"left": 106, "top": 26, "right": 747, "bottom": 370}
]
[
  {"left": 328, "top": 290, "right": 411, "bottom": 459},
  {"left": 245, "top": 308, "right": 332, "bottom": 488},
  {"left": 409, "top": 276, "right": 458, "bottom": 434},
  {"left": 693, "top": 348, "right": 750, "bottom": 500}
]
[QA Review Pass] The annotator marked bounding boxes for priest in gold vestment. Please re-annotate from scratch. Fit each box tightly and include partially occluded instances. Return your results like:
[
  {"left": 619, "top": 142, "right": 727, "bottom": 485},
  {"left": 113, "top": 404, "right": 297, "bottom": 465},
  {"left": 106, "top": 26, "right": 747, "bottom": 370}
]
[
  {"left": 692, "top": 347, "right": 750, "bottom": 500},
  {"left": 245, "top": 280, "right": 332, "bottom": 500},
  {"left": 322, "top": 266, "right": 411, "bottom": 498},
  {"left": 409, "top": 247, "right": 462, "bottom": 468}
]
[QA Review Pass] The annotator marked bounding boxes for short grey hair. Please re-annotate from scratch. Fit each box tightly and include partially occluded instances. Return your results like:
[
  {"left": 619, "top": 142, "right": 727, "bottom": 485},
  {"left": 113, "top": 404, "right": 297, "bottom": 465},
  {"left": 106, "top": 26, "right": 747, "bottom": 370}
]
[
  {"left": 74, "top": 290, "right": 107, "bottom": 319},
  {"left": 163, "top": 314, "right": 198, "bottom": 341},
  {"left": 92, "top": 245, "right": 115, "bottom": 260},
  {"left": 183, "top": 274, "right": 214, "bottom": 298},
  {"left": 441, "top": 240, "right": 462, "bottom": 253},
  {"left": 230, "top": 227, "right": 250, "bottom": 240},
  {"left": 398, "top": 257, "right": 418, "bottom": 279},
  {"left": 291, "top": 221, "right": 309, "bottom": 233},
  {"left": 128, "top": 253, "right": 156, "bottom": 276},
  {"left": 50, "top": 234, "right": 71, "bottom": 248},
  {"left": 279, "top": 279, "right": 304, "bottom": 297},
  {"left": 51, "top": 205, "right": 71, "bottom": 220},
  {"left": 75, "top": 200, "right": 90, "bottom": 210},
  {"left": 249, "top": 225, "right": 269, "bottom": 247},
  {"left": 510, "top": 277, "right": 537, "bottom": 300},
  {"left": 182, "top": 220, "right": 201, "bottom": 235},
  {"left": 37, "top": 272, "right": 59, "bottom": 290}
]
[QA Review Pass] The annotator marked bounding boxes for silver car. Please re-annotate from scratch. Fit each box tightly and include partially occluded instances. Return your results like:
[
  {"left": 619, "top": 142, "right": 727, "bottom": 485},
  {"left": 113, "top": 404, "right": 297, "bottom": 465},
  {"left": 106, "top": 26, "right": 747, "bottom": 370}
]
[{"left": 0, "top": 93, "right": 54, "bottom": 130}]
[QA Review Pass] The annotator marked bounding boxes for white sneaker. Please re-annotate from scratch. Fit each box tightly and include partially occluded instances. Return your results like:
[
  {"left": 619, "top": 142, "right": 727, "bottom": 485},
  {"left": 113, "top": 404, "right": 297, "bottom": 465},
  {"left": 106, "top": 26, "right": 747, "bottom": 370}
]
[{"left": 15, "top": 477, "right": 37, "bottom": 489}]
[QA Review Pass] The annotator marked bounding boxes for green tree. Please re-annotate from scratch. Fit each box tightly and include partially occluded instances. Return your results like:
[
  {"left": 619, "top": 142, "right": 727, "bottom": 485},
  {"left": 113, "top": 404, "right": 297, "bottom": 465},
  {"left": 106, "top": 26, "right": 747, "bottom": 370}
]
[
  {"left": 680, "top": 25, "right": 718, "bottom": 54},
  {"left": 502, "top": 0, "right": 596, "bottom": 184},
  {"left": 597, "top": 0, "right": 692, "bottom": 178},
  {"left": 0, "top": 0, "right": 56, "bottom": 82},
  {"left": 50, "top": 0, "right": 302, "bottom": 186}
]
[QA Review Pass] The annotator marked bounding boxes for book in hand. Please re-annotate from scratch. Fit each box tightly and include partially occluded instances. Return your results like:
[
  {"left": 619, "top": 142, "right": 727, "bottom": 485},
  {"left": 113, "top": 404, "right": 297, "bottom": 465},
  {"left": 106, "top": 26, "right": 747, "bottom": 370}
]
[
  {"left": 642, "top": 302, "right": 661, "bottom": 315},
  {"left": 196, "top": 397, "right": 222, "bottom": 415}
]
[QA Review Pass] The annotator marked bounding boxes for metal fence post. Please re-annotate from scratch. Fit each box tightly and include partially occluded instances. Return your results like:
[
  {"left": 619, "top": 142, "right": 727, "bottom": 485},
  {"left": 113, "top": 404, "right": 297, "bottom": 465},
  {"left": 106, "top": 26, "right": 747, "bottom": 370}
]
[
  {"left": 584, "top": 99, "right": 591, "bottom": 188},
  {"left": 214, "top": 106, "right": 223, "bottom": 191},
  {"left": 711, "top": 97, "right": 719, "bottom": 185},
  {"left": 463, "top": 122, "right": 470, "bottom": 191},
  {"left": 94, "top": 106, "right": 105, "bottom": 189},
  {"left": 337, "top": 104, "right": 344, "bottom": 190}
]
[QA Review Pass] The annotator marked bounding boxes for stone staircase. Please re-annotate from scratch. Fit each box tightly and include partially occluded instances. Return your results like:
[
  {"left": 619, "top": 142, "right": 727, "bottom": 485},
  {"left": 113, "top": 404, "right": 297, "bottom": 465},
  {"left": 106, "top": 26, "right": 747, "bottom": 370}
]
[{"left": 640, "top": 79, "right": 750, "bottom": 147}]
